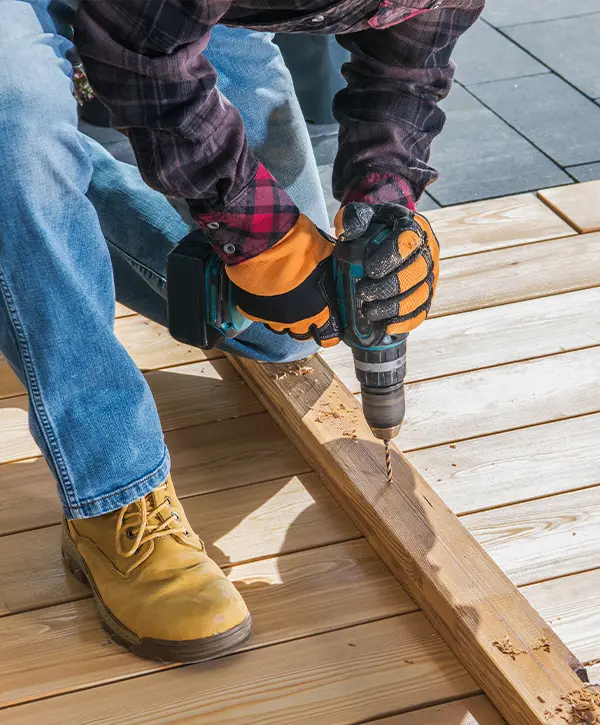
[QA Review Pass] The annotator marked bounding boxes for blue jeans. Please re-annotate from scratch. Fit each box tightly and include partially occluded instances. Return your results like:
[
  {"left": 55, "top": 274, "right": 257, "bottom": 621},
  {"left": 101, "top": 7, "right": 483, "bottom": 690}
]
[{"left": 0, "top": 0, "right": 327, "bottom": 518}]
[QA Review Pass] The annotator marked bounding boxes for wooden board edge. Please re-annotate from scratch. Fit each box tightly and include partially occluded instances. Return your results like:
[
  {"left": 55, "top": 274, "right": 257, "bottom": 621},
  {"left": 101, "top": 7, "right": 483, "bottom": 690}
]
[{"left": 229, "top": 353, "right": 595, "bottom": 725}]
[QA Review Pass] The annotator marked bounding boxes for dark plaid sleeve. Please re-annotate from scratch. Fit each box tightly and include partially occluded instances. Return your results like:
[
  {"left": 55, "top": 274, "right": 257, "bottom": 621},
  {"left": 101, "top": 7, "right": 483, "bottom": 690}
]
[
  {"left": 334, "top": 1, "right": 485, "bottom": 209},
  {"left": 74, "top": 0, "right": 298, "bottom": 263}
]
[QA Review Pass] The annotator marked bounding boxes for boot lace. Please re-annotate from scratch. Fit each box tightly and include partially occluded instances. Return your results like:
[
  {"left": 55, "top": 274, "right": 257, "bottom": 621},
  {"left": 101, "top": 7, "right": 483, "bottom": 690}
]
[{"left": 115, "top": 482, "right": 189, "bottom": 558}]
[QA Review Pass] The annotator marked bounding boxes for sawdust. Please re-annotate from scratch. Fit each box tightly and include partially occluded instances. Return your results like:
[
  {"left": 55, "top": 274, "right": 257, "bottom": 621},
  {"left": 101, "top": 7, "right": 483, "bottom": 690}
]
[
  {"left": 342, "top": 429, "right": 358, "bottom": 439},
  {"left": 271, "top": 365, "right": 314, "bottom": 380},
  {"left": 492, "top": 636, "right": 526, "bottom": 660},
  {"left": 561, "top": 688, "right": 600, "bottom": 724},
  {"left": 315, "top": 409, "right": 343, "bottom": 423},
  {"left": 538, "top": 696, "right": 547, "bottom": 703},
  {"left": 545, "top": 711, "right": 555, "bottom": 720},
  {"left": 534, "top": 637, "right": 552, "bottom": 653}
]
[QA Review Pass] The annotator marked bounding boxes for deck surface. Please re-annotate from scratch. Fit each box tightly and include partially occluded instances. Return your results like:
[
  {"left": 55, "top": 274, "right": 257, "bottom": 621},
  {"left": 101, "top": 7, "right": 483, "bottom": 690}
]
[{"left": 0, "top": 181, "right": 599, "bottom": 723}]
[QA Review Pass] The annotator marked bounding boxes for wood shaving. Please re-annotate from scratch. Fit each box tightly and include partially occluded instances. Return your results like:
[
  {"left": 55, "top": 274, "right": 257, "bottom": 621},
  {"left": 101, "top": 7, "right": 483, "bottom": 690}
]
[
  {"left": 563, "top": 687, "right": 600, "bottom": 724},
  {"left": 534, "top": 637, "right": 552, "bottom": 653},
  {"left": 271, "top": 365, "right": 314, "bottom": 380},
  {"left": 315, "top": 409, "right": 343, "bottom": 423},
  {"left": 538, "top": 696, "right": 547, "bottom": 703},
  {"left": 343, "top": 429, "right": 358, "bottom": 439},
  {"left": 544, "top": 711, "right": 555, "bottom": 720},
  {"left": 492, "top": 636, "right": 526, "bottom": 660},
  {"left": 404, "top": 659, "right": 415, "bottom": 664}
]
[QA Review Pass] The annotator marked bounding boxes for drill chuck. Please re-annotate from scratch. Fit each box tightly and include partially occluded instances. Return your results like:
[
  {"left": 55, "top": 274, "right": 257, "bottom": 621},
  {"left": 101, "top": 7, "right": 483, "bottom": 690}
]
[{"left": 352, "top": 339, "right": 407, "bottom": 440}]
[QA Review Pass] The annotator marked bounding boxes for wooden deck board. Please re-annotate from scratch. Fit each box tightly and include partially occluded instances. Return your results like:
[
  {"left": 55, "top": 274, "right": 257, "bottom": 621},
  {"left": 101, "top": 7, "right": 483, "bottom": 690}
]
[
  {"left": 432, "top": 232, "right": 600, "bottom": 318},
  {"left": 398, "top": 346, "right": 600, "bottom": 451},
  {"left": 322, "top": 286, "right": 600, "bottom": 392},
  {"left": 0, "top": 474, "right": 359, "bottom": 617},
  {"left": 427, "top": 192, "right": 575, "bottom": 258},
  {"left": 0, "top": 614, "right": 479, "bottom": 725},
  {"left": 0, "top": 358, "right": 262, "bottom": 465},
  {"left": 538, "top": 180, "right": 600, "bottom": 233},
  {"left": 0, "top": 539, "right": 413, "bottom": 708},
  {"left": 0, "top": 412, "right": 311, "bottom": 536}
]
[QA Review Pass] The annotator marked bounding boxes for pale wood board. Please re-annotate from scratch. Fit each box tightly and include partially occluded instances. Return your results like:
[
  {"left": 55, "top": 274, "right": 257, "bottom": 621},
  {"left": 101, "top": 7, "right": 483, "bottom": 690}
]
[
  {"left": 523, "top": 569, "right": 600, "bottom": 666},
  {"left": 0, "top": 614, "right": 479, "bottom": 725},
  {"left": 322, "top": 287, "right": 600, "bottom": 392},
  {"left": 407, "top": 413, "right": 600, "bottom": 515},
  {"left": 0, "top": 473, "right": 358, "bottom": 616},
  {"left": 231, "top": 355, "right": 590, "bottom": 725},
  {"left": 398, "top": 346, "right": 600, "bottom": 451},
  {"left": 463, "top": 485, "right": 600, "bottom": 587},
  {"left": 539, "top": 180, "right": 600, "bottom": 233},
  {"left": 0, "top": 359, "right": 262, "bottom": 465},
  {"left": 0, "top": 412, "right": 310, "bottom": 536},
  {"left": 0, "top": 539, "right": 414, "bottom": 708},
  {"left": 369, "top": 695, "right": 506, "bottom": 724},
  {"left": 114, "top": 302, "right": 136, "bottom": 318},
  {"left": 431, "top": 232, "right": 600, "bottom": 318},
  {"left": 428, "top": 192, "right": 575, "bottom": 258},
  {"left": 0, "top": 314, "right": 220, "bottom": 400}
]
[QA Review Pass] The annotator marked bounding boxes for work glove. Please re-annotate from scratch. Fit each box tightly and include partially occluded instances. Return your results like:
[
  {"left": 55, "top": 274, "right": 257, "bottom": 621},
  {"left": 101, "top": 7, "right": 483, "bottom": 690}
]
[
  {"left": 224, "top": 214, "right": 342, "bottom": 347},
  {"left": 335, "top": 203, "right": 440, "bottom": 335}
]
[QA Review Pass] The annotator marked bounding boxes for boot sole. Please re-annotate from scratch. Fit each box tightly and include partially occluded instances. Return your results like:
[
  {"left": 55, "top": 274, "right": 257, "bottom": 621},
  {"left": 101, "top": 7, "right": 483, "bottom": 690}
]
[{"left": 61, "top": 523, "right": 252, "bottom": 663}]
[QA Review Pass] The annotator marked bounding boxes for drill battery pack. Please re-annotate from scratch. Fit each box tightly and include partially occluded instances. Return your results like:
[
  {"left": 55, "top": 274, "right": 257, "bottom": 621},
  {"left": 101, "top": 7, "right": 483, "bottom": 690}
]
[{"left": 166, "top": 230, "right": 222, "bottom": 350}]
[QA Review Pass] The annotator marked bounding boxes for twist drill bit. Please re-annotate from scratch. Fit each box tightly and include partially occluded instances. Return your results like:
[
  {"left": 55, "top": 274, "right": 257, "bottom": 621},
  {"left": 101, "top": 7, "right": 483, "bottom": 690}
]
[{"left": 384, "top": 440, "right": 393, "bottom": 484}]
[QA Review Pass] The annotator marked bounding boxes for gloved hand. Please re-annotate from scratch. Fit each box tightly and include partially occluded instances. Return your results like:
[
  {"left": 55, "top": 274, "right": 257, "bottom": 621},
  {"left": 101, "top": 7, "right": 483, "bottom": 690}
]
[
  {"left": 224, "top": 214, "right": 342, "bottom": 347},
  {"left": 335, "top": 203, "right": 440, "bottom": 334}
]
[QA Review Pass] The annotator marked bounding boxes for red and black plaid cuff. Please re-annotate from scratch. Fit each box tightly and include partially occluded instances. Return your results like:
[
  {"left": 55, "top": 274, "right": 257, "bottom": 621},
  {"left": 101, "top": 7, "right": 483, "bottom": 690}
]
[
  {"left": 342, "top": 172, "right": 417, "bottom": 211},
  {"left": 192, "top": 164, "right": 300, "bottom": 265}
]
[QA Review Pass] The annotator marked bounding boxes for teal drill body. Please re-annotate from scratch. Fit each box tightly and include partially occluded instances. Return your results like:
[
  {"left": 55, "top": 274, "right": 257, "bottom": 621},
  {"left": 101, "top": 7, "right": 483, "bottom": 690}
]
[{"left": 167, "top": 226, "right": 408, "bottom": 471}]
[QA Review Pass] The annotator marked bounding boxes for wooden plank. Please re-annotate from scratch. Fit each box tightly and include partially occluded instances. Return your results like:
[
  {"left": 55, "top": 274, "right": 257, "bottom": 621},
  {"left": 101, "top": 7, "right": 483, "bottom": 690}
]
[
  {"left": 407, "top": 413, "right": 600, "bottom": 515},
  {"left": 0, "top": 359, "right": 262, "bottom": 465},
  {"left": 523, "top": 569, "right": 600, "bottom": 666},
  {"left": 539, "top": 181, "right": 600, "bottom": 233},
  {"left": 428, "top": 193, "right": 575, "bottom": 259},
  {"left": 0, "top": 473, "right": 358, "bottom": 616},
  {"left": 114, "top": 302, "right": 136, "bottom": 318},
  {"left": 230, "top": 355, "right": 592, "bottom": 725},
  {"left": 0, "top": 316, "right": 220, "bottom": 401},
  {"left": 0, "top": 356, "right": 22, "bottom": 400},
  {"left": 0, "top": 614, "right": 479, "bottom": 725},
  {"left": 0, "top": 539, "right": 414, "bottom": 708},
  {"left": 369, "top": 695, "right": 505, "bottom": 725},
  {"left": 0, "top": 412, "right": 310, "bottom": 537},
  {"left": 464, "top": 486, "right": 600, "bottom": 588},
  {"left": 399, "top": 346, "right": 600, "bottom": 451},
  {"left": 322, "top": 287, "right": 600, "bottom": 392},
  {"left": 432, "top": 232, "right": 600, "bottom": 318}
]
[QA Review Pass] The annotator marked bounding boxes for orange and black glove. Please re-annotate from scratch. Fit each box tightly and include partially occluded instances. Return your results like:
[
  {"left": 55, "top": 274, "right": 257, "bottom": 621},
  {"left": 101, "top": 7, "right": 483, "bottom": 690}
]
[
  {"left": 225, "top": 215, "right": 342, "bottom": 348},
  {"left": 335, "top": 203, "right": 440, "bottom": 334}
]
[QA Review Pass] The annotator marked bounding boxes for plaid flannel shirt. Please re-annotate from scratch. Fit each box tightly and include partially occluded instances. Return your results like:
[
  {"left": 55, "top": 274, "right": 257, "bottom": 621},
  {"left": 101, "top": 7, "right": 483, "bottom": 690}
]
[{"left": 75, "top": 0, "right": 484, "bottom": 264}]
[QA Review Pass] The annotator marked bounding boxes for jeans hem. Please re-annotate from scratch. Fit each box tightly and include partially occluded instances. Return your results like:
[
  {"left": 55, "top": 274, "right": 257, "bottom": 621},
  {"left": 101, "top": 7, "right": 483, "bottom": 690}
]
[{"left": 64, "top": 446, "right": 171, "bottom": 519}]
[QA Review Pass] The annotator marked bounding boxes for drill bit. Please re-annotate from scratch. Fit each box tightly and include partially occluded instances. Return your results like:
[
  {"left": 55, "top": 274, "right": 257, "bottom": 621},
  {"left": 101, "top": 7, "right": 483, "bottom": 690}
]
[{"left": 384, "top": 440, "right": 393, "bottom": 484}]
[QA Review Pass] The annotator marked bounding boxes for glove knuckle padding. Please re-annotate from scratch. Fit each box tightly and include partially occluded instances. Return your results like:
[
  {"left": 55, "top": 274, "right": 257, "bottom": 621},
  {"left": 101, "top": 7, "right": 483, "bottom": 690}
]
[{"left": 226, "top": 214, "right": 341, "bottom": 347}]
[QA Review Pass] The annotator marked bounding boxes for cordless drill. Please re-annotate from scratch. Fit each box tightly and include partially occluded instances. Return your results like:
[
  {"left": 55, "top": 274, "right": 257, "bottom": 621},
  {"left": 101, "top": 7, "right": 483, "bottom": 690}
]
[
  {"left": 334, "top": 224, "right": 407, "bottom": 483},
  {"left": 167, "top": 225, "right": 407, "bottom": 482}
]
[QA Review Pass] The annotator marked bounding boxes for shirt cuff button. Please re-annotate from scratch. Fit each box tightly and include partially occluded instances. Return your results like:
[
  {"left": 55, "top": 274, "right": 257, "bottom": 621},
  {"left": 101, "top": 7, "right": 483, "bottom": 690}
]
[
  {"left": 223, "top": 243, "right": 236, "bottom": 255},
  {"left": 207, "top": 221, "right": 220, "bottom": 230}
]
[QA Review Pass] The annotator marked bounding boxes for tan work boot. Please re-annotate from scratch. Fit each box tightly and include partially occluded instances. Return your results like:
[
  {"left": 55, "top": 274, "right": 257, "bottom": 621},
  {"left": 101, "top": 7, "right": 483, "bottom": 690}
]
[{"left": 62, "top": 476, "right": 251, "bottom": 662}]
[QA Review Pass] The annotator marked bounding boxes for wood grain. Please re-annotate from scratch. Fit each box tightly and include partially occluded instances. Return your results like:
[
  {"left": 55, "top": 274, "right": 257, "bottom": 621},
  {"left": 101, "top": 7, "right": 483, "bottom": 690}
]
[
  {"left": 0, "top": 359, "right": 262, "bottom": 465},
  {"left": 0, "top": 539, "right": 413, "bottom": 708},
  {"left": 369, "top": 695, "right": 505, "bottom": 724},
  {"left": 0, "top": 315, "right": 220, "bottom": 400},
  {"left": 114, "top": 302, "right": 135, "bottom": 319},
  {"left": 428, "top": 193, "right": 574, "bottom": 259},
  {"left": 539, "top": 181, "right": 600, "bottom": 233},
  {"left": 0, "top": 473, "right": 358, "bottom": 616},
  {"left": 231, "top": 355, "right": 590, "bottom": 725},
  {"left": 0, "top": 412, "right": 310, "bottom": 537},
  {"left": 407, "top": 413, "right": 600, "bottom": 515},
  {"left": 523, "top": 569, "right": 600, "bottom": 665},
  {"left": 464, "top": 485, "right": 600, "bottom": 587},
  {"left": 399, "top": 346, "right": 600, "bottom": 451},
  {"left": 432, "top": 232, "right": 600, "bottom": 318},
  {"left": 322, "top": 287, "right": 600, "bottom": 392},
  {"left": 0, "top": 614, "right": 478, "bottom": 725}
]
